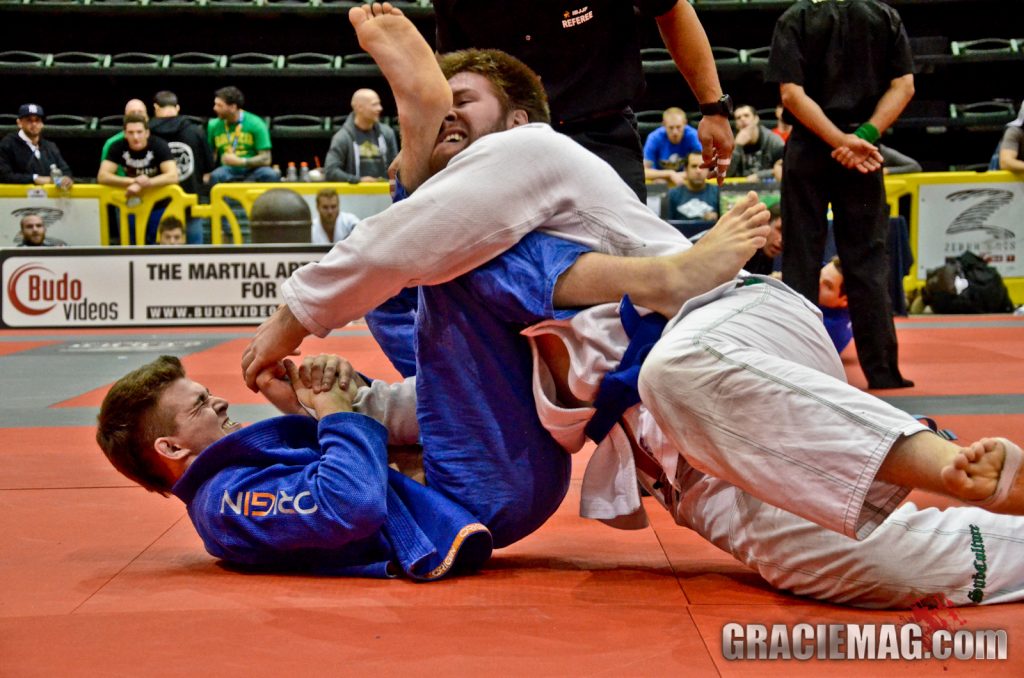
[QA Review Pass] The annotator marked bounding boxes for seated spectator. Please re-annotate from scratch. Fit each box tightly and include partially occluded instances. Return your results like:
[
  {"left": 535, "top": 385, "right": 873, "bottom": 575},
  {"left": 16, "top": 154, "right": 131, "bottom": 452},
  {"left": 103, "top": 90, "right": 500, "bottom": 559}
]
[
  {"left": 15, "top": 213, "right": 66, "bottom": 247},
  {"left": 101, "top": 99, "right": 149, "bottom": 174},
  {"left": 98, "top": 114, "right": 179, "bottom": 216},
  {"left": 643, "top": 107, "right": 701, "bottom": 186},
  {"left": 729, "top": 105, "right": 785, "bottom": 182},
  {"left": 663, "top": 152, "right": 719, "bottom": 229},
  {"left": 879, "top": 144, "right": 922, "bottom": 174},
  {"left": 743, "top": 201, "right": 783, "bottom": 276},
  {"left": 206, "top": 86, "right": 280, "bottom": 185},
  {"left": 311, "top": 188, "right": 359, "bottom": 244},
  {"left": 157, "top": 216, "right": 186, "bottom": 245},
  {"left": 324, "top": 88, "right": 398, "bottom": 184},
  {"left": 771, "top": 103, "right": 791, "bottom": 143},
  {"left": 0, "top": 104, "right": 73, "bottom": 188},
  {"left": 996, "top": 100, "right": 1024, "bottom": 172}
]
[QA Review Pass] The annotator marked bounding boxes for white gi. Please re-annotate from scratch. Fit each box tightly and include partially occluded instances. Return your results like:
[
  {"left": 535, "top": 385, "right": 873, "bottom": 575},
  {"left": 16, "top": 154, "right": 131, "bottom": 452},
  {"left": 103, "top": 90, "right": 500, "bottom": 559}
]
[
  {"left": 524, "top": 298, "right": 1024, "bottom": 608},
  {"left": 284, "top": 124, "right": 916, "bottom": 539}
]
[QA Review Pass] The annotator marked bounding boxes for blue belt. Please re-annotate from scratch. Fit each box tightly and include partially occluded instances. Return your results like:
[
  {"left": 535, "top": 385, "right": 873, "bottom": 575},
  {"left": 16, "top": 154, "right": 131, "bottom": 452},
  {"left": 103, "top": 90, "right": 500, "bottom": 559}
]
[{"left": 584, "top": 296, "right": 668, "bottom": 445}]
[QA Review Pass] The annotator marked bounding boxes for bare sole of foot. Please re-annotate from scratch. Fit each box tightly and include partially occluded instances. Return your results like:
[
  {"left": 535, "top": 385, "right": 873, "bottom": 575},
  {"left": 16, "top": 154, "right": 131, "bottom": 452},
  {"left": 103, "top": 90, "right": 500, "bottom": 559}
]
[
  {"left": 941, "top": 437, "right": 1024, "bottom": 514},
  {"left": 349, "top": 2, "right": 452, "bottom": 191}
]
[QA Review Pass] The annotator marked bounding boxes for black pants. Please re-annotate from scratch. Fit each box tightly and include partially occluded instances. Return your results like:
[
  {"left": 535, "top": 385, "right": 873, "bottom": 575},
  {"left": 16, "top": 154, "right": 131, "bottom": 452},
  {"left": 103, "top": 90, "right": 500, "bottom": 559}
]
[
  {"left": 781, "top": 128, "right": 908, "bottom": 388},
  {"left": 558, "top": 109, "right": 647, "bottom": 202}
]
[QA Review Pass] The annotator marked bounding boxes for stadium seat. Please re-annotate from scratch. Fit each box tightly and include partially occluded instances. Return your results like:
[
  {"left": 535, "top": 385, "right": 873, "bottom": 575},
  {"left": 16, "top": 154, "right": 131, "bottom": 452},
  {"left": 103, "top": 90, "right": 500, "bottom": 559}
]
[
  {"left": 170, "top": 52, "right": 227, "bottom": 68},
  {"left": 951, "top": 38, "right": 1019, "bottom": 56},
  {"left": 51, "top": 52, "right": 110, "bottom": 68},
  {"left": 98, "top": 114, "right": 126, "bottom": 129},
  {"left": 341, "top": 52, "right": 380, "bottom": 73},
  {"left": 951, "top": 100, "right": 1017, "bottom": 124},
  {"left": 270, "top": 115, "right": 329, "bottom": 131},
  {"left": 635, "top": 109, "right": 664, "bottom": 141},
  {"left": 742, "top": 46, "right": 771, "bottom": 66},
  {"left": 711, "top": 46, "right": 742, "bottom": 66},
  {"left": 285, "top": 53, "right": 341, "bottom": 70},
  {"left": 44, "top": 114, "right": 96, "bottom": 130},
  {"left": 228, "top": 53, "right": 284, "bottom": 69},
  {"left": 111, "top": 52, "right": 169, "bottom": 68},
  {"left": 0, "top": 51, "right": 52, "bottom": 67}
]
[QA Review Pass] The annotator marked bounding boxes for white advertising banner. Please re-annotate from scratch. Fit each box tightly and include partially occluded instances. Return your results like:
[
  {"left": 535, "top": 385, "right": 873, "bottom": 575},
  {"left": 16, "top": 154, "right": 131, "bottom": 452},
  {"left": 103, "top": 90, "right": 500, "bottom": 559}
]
[
  {"left": 1, "top": 246, "right": 327, "bottom": 328},
  {"left": 917, "top": 181, "right": 1023, "bottom": 278},
  {"left": 1, "top": 196, "right": 103, "bottom": 246}
]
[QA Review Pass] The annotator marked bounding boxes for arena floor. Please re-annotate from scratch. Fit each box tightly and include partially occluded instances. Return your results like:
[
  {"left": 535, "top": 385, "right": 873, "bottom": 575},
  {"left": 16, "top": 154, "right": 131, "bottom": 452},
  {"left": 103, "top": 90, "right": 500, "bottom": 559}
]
[{"left": 2, "top": 315, "right": 1023, "bottom": 676}]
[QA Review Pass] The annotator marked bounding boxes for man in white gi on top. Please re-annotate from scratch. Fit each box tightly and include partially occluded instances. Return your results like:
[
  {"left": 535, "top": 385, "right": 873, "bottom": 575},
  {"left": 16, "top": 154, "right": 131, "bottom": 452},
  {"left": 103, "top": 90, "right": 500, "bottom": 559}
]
[{"left": 242, "top": 4, "right": 1024, "bottom": 607}]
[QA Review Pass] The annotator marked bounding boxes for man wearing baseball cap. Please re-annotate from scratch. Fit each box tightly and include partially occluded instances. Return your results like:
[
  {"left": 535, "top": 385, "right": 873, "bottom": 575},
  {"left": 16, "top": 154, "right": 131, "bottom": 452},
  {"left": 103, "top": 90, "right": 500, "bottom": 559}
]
[{"left": 0, "top": 104, "right": 74, "bottom": 188}]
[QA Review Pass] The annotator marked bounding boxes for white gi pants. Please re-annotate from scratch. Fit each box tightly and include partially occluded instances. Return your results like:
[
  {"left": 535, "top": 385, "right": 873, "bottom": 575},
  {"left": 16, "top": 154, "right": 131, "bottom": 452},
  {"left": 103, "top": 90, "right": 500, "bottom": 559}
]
[{"left": 638, "top": 277, "right": 928, "bottom": 540}]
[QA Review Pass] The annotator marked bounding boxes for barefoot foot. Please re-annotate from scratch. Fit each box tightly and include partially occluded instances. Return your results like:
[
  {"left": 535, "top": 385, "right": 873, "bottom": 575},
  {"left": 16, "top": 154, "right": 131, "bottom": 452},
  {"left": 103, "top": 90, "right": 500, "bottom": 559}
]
[
  {"left": 349, "top": 2, "right": 452, "bottom": 191},
  {"left": 941, "top": 437, "right": 1024, "bottom": 514}
]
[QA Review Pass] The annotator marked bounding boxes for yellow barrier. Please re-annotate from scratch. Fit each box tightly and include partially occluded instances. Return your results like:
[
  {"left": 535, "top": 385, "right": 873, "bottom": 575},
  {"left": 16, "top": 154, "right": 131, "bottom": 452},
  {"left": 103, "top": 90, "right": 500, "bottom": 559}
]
[
  {"left": 207, "top": 181, "right": 390, "bottom": 244},
  {"left": 0, "top": 183, "right": 197, "bottom": 246}
]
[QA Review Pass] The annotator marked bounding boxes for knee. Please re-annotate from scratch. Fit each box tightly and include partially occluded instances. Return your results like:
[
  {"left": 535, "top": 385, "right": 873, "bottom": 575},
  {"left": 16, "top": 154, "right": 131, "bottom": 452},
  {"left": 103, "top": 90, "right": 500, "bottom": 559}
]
[
  {"left": 251, "top": 167, "right": 281, "bottom": 183},
  {"left": 638, "top": 340, "right": 693, "bottom": 413}
]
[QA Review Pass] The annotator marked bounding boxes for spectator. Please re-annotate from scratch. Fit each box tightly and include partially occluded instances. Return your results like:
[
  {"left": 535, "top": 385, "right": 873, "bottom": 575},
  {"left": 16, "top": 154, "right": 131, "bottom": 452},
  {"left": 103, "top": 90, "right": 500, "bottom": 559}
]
[
  {"left": 819, "top": 256, "right": 853, "bottom": 354},
  {"left": 663, "top": 151, "right": 719, "bottom": 227},
  {"left": 0, "top": 104, "right": 73, "bottom": 188},
  {"left": 150, "top": 90, "right": 215, "bottom": 243},
  {"left": 100, "top": 99, "right": 149, "bottom": 173},
  {"left": 772, "top": 103, "right": 791, "bottom": 143},
  {"left": 157, "top": 216, "right": 186, "bottom": 245},
  {"left": 98, "top": 114, "right": 179, "bottom": 210},
  {"left": 206, "top": 86, "right": 279, "bottom": 185},
  {"left": 728, "top": 105, "right": 786, "bottom": 182},
  {"left": 742, "top": 201, "right": 783, "bottom": 276},
  {"left": 996, "top": 100, "right": 1024, "bottom": 172},
  {"left": 643, "top": 107, "right": 702, "bottom": 186},
  {"left": 324, "top": 89, "right": 398, "bottom": 184},
  {"left": 311, "top": 188, "right": 359, "bottom": 244},
  {"left": 432, "top": 0, "right": 734, "bottom": 201},
  {"left": 767, "top": 0, "right": 916, "bottom": 389},
  {"left": 15, "top": 213, "right": 66, "bottom": 247}
]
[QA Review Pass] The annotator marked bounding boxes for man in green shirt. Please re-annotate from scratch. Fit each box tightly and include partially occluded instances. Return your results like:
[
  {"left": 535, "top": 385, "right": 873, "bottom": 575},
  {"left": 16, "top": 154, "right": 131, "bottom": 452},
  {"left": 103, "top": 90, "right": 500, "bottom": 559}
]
[{"left": 206, "top": 86, "right": 280, "bottom": 185}]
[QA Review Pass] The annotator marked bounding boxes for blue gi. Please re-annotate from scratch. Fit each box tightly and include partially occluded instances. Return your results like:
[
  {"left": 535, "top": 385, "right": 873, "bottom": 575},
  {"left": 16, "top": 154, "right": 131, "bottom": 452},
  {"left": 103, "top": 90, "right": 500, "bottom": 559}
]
[
  {"left": 172, "top": 412, "right": 492, "bottom": 579},
  {"left": 394, "top": 233, "right": 592, "bottom": 548}
]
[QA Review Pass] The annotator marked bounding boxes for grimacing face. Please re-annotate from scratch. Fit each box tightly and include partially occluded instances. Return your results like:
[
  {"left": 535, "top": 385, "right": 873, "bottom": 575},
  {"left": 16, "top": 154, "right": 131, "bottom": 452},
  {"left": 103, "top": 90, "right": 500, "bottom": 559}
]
[
  {"left": 429, "top": 72, "right": 520, "bottom": 176},
  {"left": 156, "top": 378, "right": 241, "bottom": 467}
]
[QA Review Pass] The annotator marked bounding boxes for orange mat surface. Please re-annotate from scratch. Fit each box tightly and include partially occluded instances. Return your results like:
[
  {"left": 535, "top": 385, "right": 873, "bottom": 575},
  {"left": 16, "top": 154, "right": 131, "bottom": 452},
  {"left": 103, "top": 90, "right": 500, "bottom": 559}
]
[{"left": 1, "top": 316, "right": 1022, "bottom": 676}]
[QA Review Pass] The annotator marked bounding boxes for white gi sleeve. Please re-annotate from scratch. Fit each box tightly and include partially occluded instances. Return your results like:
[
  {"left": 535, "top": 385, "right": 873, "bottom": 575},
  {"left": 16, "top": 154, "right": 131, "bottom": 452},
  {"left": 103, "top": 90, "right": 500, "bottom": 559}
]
[{"left": 352, "top": 377, "right": 419, "bottom": 445}]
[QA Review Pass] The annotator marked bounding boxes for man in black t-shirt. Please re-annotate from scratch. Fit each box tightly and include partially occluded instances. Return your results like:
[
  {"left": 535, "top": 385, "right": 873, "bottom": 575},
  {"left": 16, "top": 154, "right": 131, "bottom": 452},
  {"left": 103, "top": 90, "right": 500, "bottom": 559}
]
[
  {"left": 433, "top": 0, "right": 734, "bottom": 201},
  {"left": 98, "top": 113, "right": 179, "bottom": 245},
  {"left": 98, "top": 113, "right": 179, "bottom": 199},
  {"left": 766, "top": 0, "right": 915, "bottom": 390}
]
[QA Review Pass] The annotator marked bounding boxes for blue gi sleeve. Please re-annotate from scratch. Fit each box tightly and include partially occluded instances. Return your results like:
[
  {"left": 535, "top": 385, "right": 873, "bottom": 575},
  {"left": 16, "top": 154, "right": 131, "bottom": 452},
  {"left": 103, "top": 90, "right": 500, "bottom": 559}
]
[
  {"left": 462, "top": 231, "right": 592, "bottom": 324},
  {"left": 189, "top": 413, "right": 391, "bottom": 564}
]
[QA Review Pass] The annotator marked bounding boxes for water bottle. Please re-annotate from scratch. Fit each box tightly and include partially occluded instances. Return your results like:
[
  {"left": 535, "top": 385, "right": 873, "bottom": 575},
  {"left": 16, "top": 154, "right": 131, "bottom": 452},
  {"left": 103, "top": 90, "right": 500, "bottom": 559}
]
[
  {"left": 285, "top": 162, "right": 298, "bottom": 182},
  {"left": 299, "top": 162, "right": 311, "bottom": 182},
  {"left": 50, "top": 163, "right": 66, "bottom": 191}
]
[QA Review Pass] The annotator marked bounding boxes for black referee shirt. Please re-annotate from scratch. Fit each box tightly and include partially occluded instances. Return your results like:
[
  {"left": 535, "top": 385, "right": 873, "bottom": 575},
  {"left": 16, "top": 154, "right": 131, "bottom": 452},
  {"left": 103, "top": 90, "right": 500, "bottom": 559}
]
[
  {"left": 765, "top": 0, "right": 914, "bottom": 126},
  {"left": 433, "top": 0, "right": 677, "bottom": 124}
]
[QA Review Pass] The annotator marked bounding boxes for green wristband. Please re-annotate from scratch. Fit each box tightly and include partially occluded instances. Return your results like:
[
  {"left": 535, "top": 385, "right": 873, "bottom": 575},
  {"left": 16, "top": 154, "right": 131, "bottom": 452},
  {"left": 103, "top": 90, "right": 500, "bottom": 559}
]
[{"left": 854, "top": 123, "right": 880, "bottom": 144}]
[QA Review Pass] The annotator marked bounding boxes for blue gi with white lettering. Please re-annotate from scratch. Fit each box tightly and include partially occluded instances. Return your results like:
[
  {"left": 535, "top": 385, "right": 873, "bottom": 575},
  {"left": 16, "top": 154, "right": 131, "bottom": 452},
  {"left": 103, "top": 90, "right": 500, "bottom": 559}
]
[{"left": 172, "top": 412, "right": 492, "bottom": 579}]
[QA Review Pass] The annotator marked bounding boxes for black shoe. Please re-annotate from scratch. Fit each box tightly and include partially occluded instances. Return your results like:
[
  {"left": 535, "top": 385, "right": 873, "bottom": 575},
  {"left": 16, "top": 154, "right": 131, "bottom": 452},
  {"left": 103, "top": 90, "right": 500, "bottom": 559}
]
[{"left": 867, "top": 377, "right": 915, "bottom": 389}]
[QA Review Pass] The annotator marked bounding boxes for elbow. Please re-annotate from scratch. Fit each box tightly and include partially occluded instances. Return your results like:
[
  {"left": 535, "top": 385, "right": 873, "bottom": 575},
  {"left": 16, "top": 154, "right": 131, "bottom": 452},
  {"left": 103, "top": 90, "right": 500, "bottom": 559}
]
[{"left": 345, "top": 497, "right": 388, "bottom": 541}]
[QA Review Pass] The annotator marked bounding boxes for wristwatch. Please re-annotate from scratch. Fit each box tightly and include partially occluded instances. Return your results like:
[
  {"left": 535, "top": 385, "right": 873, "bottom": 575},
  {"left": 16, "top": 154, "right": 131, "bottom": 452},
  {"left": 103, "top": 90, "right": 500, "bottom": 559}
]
[{"left": 699, "top": 94, "right": 734, "bottom": 118}]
